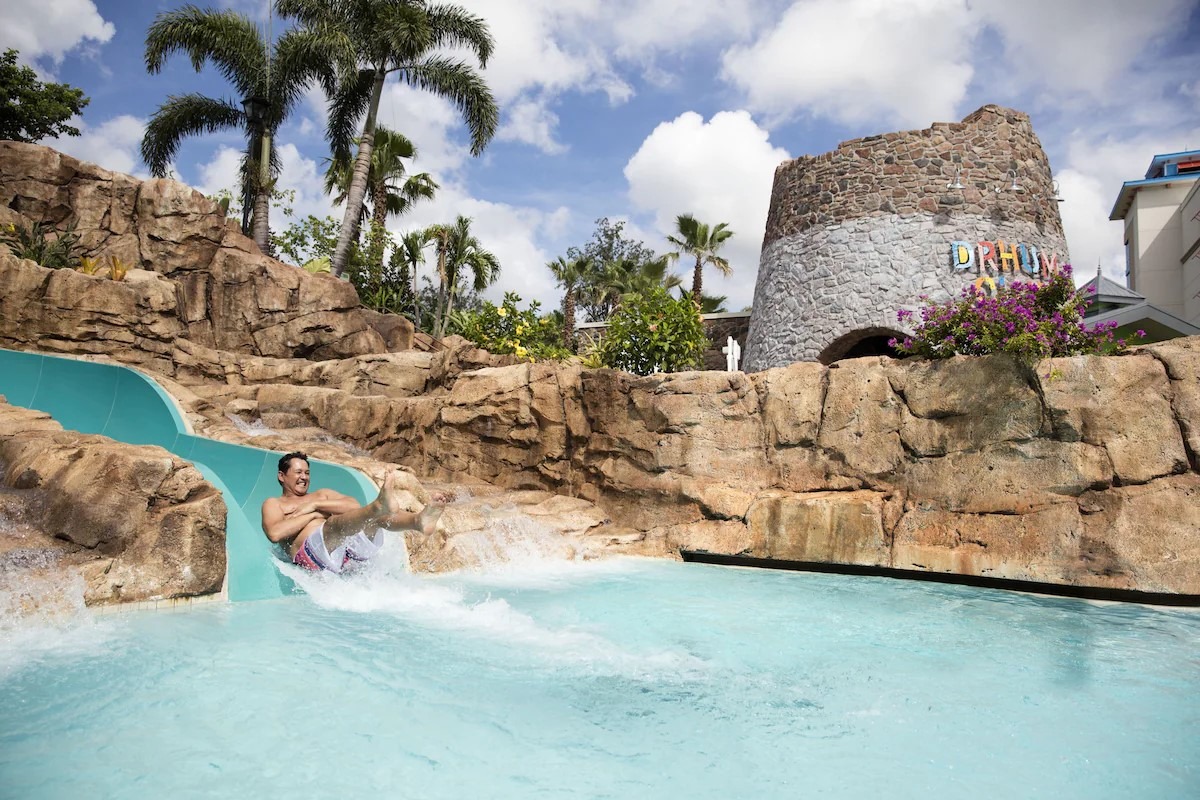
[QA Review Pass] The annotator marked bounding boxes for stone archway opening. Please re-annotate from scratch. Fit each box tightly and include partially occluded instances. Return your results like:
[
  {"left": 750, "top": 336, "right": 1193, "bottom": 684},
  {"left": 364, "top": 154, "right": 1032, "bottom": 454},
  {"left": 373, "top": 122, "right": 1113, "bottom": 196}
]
[{"left": 817, "top": 327, "right": 905, "bottom": 364}]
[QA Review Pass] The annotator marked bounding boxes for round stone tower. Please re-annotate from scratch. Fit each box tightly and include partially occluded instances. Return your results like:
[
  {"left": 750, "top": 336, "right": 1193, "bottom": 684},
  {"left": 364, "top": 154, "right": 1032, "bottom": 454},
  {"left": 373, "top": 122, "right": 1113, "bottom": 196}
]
[{"left": 743, "top": 105, "right": 1071, "bottom": 370}]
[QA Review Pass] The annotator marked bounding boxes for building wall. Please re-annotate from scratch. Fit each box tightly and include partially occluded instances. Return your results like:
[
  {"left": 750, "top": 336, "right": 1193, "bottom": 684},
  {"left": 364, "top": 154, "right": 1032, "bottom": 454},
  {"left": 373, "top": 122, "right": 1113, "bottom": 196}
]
[
  {"left": 745, "top": 105, "right": 1070, "bottom": 370},
  {"left": 1181, "top": 180, "right": 1200, "bottom": 326},
  {"left": 1130, "top": 184, "right": 1191, "bottom": 320}
]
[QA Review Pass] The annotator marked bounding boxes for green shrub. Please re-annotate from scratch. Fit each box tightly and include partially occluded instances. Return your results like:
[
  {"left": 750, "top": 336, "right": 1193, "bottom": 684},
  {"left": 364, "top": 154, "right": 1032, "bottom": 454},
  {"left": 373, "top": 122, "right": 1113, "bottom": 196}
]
[
  {"left": 596, "top": 286, "right": 707, "bottom": 375},
  {"left": 450, "top": 292, "right": 569, "bottom": 361},
  {"left": 891, "top": 267, "right": 1140, "bottom": 364},
  {"left": 2, "top": 221, "right": 81, "bottom": 268}
]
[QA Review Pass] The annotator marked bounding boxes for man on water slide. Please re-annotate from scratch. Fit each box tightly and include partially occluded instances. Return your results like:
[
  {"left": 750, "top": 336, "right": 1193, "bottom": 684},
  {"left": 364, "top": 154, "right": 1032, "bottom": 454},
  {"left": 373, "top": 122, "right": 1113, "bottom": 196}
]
[{"left": 261, "top": 451, "right": 443, "bottom": 573}]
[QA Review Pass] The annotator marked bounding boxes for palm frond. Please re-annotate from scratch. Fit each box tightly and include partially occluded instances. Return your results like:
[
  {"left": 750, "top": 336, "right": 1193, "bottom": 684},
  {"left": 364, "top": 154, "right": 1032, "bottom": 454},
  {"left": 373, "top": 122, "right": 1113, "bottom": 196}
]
[
  {"left": 327, "top": 68, "right": 376, "bottom": 161},
  {"left": 141, "top": 93, "right": 243, "bottom": 177},
  {"left": 400, "top": 55, "right": 498, "bottom": 156},
  {"left": 144, "top": 7, "right": 266, "bottom": 98},
  {"left": 424, "top": 4, "right": 495, "bottom": 66}
]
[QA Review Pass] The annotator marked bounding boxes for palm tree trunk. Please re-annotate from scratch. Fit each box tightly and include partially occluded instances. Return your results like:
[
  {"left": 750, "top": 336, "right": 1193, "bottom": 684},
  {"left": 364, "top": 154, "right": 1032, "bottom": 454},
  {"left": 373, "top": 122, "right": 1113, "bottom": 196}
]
[
  {"left": 368, "top": 182, "right": 388, "bottom": 281},
  {"left": 563, "top": 288, "right": 576, "bottom": 353},
  {"left": 692, "top": 256, "right": 703, "bottom": 309},
  {"left": 433, "top": 243, "right": 448, "bottom": 338},
  {"left": 251, "top": 131, "right": 272, "bottom": 253},
  {"left": 331, "top": 69, "right": 386, "bottom": 278},
  {"left": 252, "top": 185, "right": 271, "bottom": 254}
]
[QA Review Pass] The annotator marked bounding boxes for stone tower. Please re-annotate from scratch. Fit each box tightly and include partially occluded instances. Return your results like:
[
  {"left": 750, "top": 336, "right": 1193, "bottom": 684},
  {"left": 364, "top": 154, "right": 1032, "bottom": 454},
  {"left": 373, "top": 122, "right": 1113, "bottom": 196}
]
[{"left": 743, "top": 105, "right": 1071, "bottom": 370}]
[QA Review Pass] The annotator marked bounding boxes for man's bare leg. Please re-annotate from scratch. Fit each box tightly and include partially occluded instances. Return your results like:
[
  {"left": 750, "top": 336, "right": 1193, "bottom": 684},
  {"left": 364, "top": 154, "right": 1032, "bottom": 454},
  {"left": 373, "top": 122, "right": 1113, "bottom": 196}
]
[{"left": 321, "top": 472, "right": 417, "bottom": 550}]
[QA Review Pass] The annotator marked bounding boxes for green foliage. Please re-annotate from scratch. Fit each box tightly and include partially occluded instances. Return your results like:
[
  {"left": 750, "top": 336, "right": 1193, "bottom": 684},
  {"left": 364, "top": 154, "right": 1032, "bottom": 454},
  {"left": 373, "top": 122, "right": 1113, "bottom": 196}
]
[
  {"left": 449, "top": 292, "right": 569, "bottom": 361},
  {"left": 891, "top": 268, "right": 1139, "bottom": 364},
  {"left": 566, "top": 217, "right": 662, "bottom": 322},
  {"left": 0, "top": 50, "right": 90, "bottom": 142},
  {"left": 2, "top": 221, "right": 81, "bottom": 269},
  {"left": 666, "top": 213, "right": 734, "bottom": 304},
  {"left": 596, "top": 286, "right": 707, "bottom": 375},
  {"left": 272, "top": 213, "right": 367, "bottom": 272}
]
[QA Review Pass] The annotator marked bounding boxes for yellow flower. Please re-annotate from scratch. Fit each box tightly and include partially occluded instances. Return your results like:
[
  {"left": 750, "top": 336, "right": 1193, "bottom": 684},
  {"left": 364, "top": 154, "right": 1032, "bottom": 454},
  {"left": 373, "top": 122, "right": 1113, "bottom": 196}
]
[{"left": 496, "top": 307, "right": 508, "bottom": 317}]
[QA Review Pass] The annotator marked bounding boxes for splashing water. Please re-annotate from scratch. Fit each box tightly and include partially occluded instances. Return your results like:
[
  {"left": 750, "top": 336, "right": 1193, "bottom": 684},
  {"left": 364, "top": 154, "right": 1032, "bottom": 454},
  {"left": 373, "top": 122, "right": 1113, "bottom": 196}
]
[
  {"left": 224, "top": 414, "right": 278, "bottom": 437},
  {"left": 446, "top": 512, "right": 583, "bottom": 573},
  {"left": 0, "top": 549, "right": 117, "bottom": 680}
]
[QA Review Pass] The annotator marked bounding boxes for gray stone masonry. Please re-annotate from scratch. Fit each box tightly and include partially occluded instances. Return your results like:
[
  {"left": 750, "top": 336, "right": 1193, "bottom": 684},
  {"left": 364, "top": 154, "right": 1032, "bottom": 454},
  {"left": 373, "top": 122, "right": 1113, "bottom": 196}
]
[{"left": 746, "top": 104, "right": 1070, "bottom": 370}]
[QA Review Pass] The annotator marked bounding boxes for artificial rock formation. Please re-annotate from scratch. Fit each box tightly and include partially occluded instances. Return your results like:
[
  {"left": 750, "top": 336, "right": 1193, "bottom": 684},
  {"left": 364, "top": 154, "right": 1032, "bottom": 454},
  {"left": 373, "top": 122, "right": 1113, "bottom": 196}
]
[
  {"left": 0, "top": 142, "right": 409, "bottom": 363},
  {"left": 193, "top": 337, "right": 1200, "bottom": 596},
  {"left": 0, "top": 400, "right": 226, "bottom": 604},
  {"left": 746, "top": 105, "right": 1072, "bottom": 368},
  {"left": 2, "top": 141, "right": 1198, "bottom": 601}
]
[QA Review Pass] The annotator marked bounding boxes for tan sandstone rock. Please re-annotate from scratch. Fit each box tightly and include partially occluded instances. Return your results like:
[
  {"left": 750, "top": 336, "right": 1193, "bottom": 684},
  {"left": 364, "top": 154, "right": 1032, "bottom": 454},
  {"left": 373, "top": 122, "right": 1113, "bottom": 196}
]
[
  {"left": 0, "top": 401, "right": 226, "bottom": 604},
  {"left": 1038, "top": 353, "right": 1189, "bottom": 484}
]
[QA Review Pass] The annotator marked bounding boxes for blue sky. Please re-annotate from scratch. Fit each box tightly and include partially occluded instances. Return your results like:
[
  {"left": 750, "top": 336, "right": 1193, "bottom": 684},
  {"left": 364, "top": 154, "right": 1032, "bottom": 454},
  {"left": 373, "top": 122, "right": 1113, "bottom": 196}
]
[{"left": 5, "top": 0, "right": 1200, "bottom": 313}]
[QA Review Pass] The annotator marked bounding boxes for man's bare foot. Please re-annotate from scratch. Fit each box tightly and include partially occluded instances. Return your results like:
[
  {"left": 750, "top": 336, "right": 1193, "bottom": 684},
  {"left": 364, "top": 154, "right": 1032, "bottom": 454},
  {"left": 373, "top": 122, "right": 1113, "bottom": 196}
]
[
  {"left": 429, "top": 490, "right": 455, "bottom": 504},
  {"left": 377, "top": 471, "right": 408, "bottom": 516},
  {"left": 417, "top": 503, "right": 444, "bottom": 536}
]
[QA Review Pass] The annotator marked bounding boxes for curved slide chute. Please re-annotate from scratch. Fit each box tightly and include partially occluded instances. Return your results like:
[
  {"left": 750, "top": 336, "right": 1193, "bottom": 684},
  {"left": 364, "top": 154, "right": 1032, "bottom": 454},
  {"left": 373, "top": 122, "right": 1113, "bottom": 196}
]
[{"left": 0, "top": 347, "right": 377, "bottom": 601}]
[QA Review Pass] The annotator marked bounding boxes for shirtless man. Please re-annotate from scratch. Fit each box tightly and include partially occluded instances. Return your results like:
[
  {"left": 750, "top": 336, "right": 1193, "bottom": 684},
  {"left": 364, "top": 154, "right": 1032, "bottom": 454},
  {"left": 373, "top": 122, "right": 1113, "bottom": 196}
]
[{"left": 262, "top": 451, "right": 442, "bottom": 573}]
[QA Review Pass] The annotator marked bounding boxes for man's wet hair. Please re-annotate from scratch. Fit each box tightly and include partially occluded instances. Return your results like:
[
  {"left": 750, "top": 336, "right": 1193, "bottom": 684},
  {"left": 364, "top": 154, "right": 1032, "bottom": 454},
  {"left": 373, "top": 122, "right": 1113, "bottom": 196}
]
[{"left": 277, "top": 451, "right": 309, "bottom": 486}]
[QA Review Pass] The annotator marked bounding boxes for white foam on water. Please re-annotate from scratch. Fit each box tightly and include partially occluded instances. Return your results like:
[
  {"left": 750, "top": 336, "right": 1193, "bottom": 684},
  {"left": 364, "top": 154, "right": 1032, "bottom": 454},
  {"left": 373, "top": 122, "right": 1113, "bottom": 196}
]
[
  {"left": 0, "top": 552, "right": 121, "bottom": 680},
  {"left": 282, "top": 534, "right": 706, "bottom": 681},
  {"left": 225, "top": 414, "right": 278, "bottom": 437}
]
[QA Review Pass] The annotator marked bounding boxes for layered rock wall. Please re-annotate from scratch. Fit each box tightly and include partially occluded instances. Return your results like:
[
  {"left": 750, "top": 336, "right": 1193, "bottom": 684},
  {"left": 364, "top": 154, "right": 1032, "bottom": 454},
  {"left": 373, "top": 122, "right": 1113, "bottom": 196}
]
[
  {"left": 0, "top": 142, "right": 406, "bottom": 362},
  {"left": 746, "top": 105, "right": 1071, "bottom": 369},
  {"left": 211, "top": 337, "right": 1200, "bottom": 595}
]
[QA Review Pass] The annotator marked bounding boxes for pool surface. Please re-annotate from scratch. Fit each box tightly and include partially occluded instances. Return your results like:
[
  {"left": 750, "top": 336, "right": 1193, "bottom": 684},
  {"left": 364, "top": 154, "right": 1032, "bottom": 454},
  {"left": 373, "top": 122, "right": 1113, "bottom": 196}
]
[{"left": 2, "top": 552, "right": 1198, "bottom": 799}]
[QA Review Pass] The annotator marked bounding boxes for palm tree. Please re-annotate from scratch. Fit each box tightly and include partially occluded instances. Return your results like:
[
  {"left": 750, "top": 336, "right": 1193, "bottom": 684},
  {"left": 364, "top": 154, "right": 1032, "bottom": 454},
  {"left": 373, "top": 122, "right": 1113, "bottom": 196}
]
[
  {"left": 547, "top": 255, "right": 591, "bottom": 353},
  {"left": 278, "top": 0, "right": 498, "bottom": 278},
  {"left": 591, "top": 256, "right": 682, "bottom": 316},
  {"left": 679, "top": 290, "right": 728, "bottom": 314},
  {"left": 141, "top": 6, "right": 334, "bottom": 252},
  {"left": 392, "top": 229, "right": 429, "bottom": 324},
  {"left": 424, "top": 215, "right": 499, "bottom": 338},
  {"left": 666, "top": 213, "right": 734, "bottom": 308},
  {"left": 325, "top": 126, "right": 438, "bottom": 275}
]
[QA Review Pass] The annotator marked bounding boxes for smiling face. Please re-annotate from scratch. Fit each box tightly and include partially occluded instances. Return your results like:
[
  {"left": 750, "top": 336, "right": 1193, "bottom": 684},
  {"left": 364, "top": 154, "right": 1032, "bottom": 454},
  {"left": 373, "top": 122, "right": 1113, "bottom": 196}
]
[{"left": 278, "top": 457, "right": 310, "bottom": 498}]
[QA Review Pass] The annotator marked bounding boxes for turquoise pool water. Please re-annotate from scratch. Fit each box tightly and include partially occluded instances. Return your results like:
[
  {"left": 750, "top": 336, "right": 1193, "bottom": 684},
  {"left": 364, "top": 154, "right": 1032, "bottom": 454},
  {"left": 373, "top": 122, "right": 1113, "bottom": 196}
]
[{"left": 2, "top": 553, "right": 1198, "bottom": 799}]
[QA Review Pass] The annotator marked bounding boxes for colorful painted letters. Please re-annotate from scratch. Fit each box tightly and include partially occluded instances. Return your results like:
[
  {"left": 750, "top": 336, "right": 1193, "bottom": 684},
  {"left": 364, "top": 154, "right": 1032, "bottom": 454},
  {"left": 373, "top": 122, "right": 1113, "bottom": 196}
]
[{"left": 949, "top": 240, "right": 1061, "bottom": 280}]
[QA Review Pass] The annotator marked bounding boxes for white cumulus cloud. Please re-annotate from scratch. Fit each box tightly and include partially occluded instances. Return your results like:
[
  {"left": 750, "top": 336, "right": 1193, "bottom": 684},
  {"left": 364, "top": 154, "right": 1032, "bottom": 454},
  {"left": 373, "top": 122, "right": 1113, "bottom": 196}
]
[
  {"left": 0, "top": 0, "right": 114, "bottom": 63},
  {"left": 721, "top": 0, "right": 976, "bottom": 128},
  {"left": 625, "top": 110, "right": 791, "bottom": 310},
  {"left": 43, "top": 114, "right": 146, "bottom": 177}
]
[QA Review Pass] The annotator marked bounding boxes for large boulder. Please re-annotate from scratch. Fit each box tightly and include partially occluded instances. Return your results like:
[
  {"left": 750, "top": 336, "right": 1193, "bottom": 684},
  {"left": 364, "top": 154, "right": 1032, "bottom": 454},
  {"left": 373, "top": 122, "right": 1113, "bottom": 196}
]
[
  {"left": 0, "top": 400, "right": 226, "bottom": 604},
  {"left": 0, "top": 141, "right": 394, "bottom": 362}
]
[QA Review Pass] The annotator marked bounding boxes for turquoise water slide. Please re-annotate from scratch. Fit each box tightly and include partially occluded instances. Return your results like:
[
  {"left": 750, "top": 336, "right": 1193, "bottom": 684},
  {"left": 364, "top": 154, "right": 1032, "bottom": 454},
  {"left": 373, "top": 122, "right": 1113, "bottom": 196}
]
[{"left": 0, "top": 347, "right": 377, "bottom": 601}]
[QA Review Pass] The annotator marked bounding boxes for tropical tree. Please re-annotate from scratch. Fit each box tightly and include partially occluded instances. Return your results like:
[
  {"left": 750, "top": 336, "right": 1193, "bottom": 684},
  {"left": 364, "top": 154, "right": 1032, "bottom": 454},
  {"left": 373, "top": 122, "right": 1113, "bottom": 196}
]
[
  {"left": 666, "top": 213, "right": 734, "bottom": 308},
  {"left": 324, "top": 125, "right": 438, "bottom": 273},
  {"left": 141, "top": 6, "right": 334, "bottom": 251},
  {"left": 278, "top": 0, "right": 499, "bottom": 278},
  {"left": 582, "top": 255, "right": 682, "bottom": 319},
  {"left": 392, "top": 230, "right": 429, "bottom": 323},
  {"left": 0, "top": 49, "right": 89, "bottom": 142},
  {"left": 423, "top": 215, "right": 500, "bottom": 338},
  {"left": 546, "top": 255, "right": 590, "bottom": 353},
  {"left": 679, "top": 290, "right": 728, "bottom": 314}
]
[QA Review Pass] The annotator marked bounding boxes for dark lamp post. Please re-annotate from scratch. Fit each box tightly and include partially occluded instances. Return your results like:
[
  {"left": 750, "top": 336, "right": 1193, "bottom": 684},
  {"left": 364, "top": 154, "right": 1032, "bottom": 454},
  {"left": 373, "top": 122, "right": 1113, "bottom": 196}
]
[{"left": 241, "top": 96, "right": 269, "bottom": 130}]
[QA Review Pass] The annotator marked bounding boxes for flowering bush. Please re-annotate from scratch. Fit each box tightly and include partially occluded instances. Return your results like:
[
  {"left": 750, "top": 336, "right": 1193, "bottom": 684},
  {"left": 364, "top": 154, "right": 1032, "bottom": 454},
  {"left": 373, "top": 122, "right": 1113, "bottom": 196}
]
[
  {"left": 451, "top": 292, "right": 569, "bottom": 361},
  {"left": 596, "top": 286, "right": 708, "bottom": 375},
  {"left": 890, "top": 267, "right": 1141, "bottom": 364}
]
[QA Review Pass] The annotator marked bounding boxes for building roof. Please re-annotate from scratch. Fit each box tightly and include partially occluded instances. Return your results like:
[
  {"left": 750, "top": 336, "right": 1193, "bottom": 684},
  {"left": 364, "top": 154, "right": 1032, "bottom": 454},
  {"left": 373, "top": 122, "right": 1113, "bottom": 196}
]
[
  {"left": 1086, "top": 302, "right": 1200, "bottom": 342},
  {"left": 1078, "top": 272, "right": 1144, "bottom": 306},
  {"left": 1109, "top": 149, "right": 1200, "bottom": 221}
]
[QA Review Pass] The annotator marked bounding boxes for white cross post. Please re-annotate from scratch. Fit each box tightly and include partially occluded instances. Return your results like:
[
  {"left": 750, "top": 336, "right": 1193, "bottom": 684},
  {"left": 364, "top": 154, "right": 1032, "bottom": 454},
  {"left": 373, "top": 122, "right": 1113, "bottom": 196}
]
[{"left": 723, "top": 336, "right": 742, "bottom": 372}]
